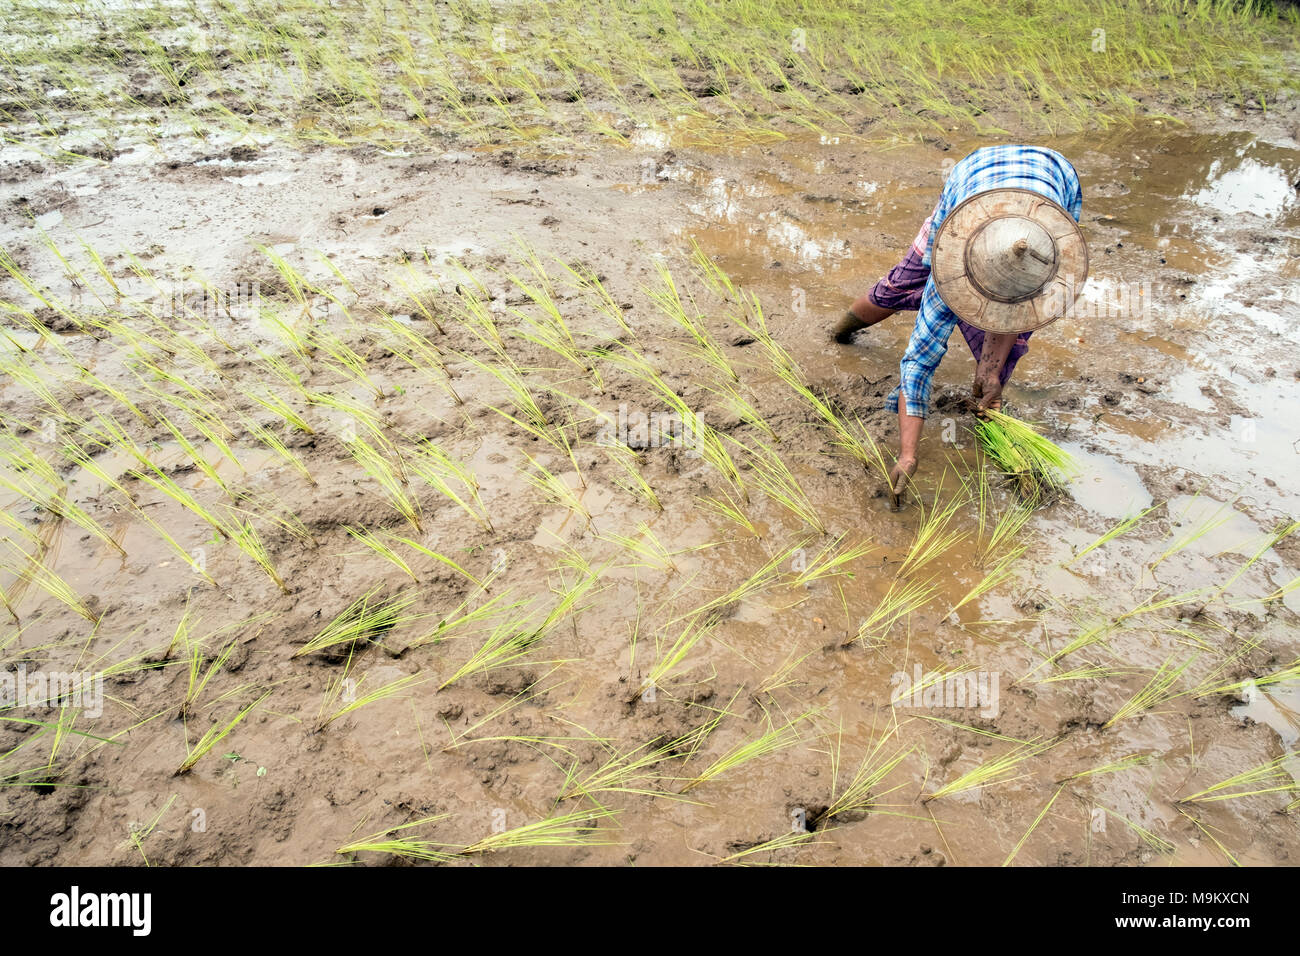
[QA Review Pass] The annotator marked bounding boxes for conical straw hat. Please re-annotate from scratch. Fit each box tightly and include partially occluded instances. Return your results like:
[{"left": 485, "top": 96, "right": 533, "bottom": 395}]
[{"left": 930, "top": 188, "right": 1088, "bottom": 334}]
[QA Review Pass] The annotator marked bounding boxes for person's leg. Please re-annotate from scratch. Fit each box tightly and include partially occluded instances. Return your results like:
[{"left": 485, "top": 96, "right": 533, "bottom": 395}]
[
  {"left": 835, "top": 215, "right": 934, "bottom": 343},
  {"left": 833, "top": 298, "right": 895, "bottom": 342}
]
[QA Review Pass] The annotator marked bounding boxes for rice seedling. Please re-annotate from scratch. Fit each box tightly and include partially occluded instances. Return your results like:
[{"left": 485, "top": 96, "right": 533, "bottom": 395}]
[
  {"left": 293, "top": 587, "right": 423, "bottom": 659},
  {"left": 1215, "top": 519, "right": 1299, "bottom": 594},
  {"left": 12, "top": 555, "right": 99, "bottom": 623},
  {"left": 345, "top": 436, "right": 422, "bottom": 533},
  {"left": 679, "top": 710, "right": 812, "bottom": 793},
  {"left": 400, "top": 588, "right": 522, "bottom": 654},
  {"left": 923, "top": 737, "right": 1058, "bottom": 802},
  {"left": 1024, "top": 617, "right": 1115, "bottom": 681},
  {"left": 756, "top": 650, "right": 813, "bottom": 697},
  {"left": 912, "top": 715, "right": 1031, "bottom": 745},
  {"left": 0, "top": 437, "right": 123, "bottom": 556},
  {"left": 1193, "top": 656, "right": 1300, "bottom": 701},
  {"left": 502, "top": 252, "right": 604, "bottom": 392},
  {"left": 446, "top": 266, "right": 508, "bottom": 359},
  {"left": 307, "top": 391, "right": 387, "bottom": 446},
  {"left": 0, "top": 578, "right": 20, "bottom": 625},
  {"left": 554, "top": 258, "right": 637, "bottom": 341},
  {"left": 560, "top": 706, "right": 729, "bottom": 804},
  {"left": 1242, "top": 572, "right": 1300, "bottom": 607},
  {"left": 320, "top": 672, "right": 427, "bottom": 729},
  {"left": 760, "top": 333, "right": 892, "bottom": 484},
  {"left": 695, "top": 490, "right": 758, "bottom": 537},
  {"left": 350, "top": 527, "right": 488, "bottom": 590},
  {"left": 1068, "top": 502, "right": 1161, "bottom": 566},
  {"left": 703, "top": 381, "right": 778, "bottom": 443},
  {"left": 404, "top": 439, "right": 493, "bottom": 532},
  {"left": 638, "top": 616, "right": 718, "bottom": 701},
  {"left": 247, "top": 388, "right": 314, "bottom": 436},
  {"left": 61, "top": 440, "right": 214, "bottom": 583},
  {"left": 729, "top": 435, "right": 825, "bottom": 534},
  {"left": 462, "top": 355, "right": 584, "bottom": 479},
  {"left": 1058, "top": 754, "right": 1152, "bottom": 784},
  {"left": 948, "top": 545, "right": 1024, "bottom": 618},
  {"left": 600, "top": 443, "right": 662, "bottom": 511},
  {"left": 241, "top": 417, "right": 315, "bottom": 485},
  {"left": 817, "top": 725, "right": 915, "bottom": 825},
  {"left": 1110, "top": 586, "right": 1211, "bottom": 626},
  {"left": 1002, "top": 783, "right": 1066, "bottom": 866},
  {"left": 974, "top": 410, "right": 1075, "bottom": 499},
  {"left": 897, "top": 491, "right": 967, "bottom": 578},
  {"left": 176, "top": 691, "right": 270, "bottom": 776},
  {"left": 335, "top": 814, "right": 460, "bottom": 864},
  {"left": 1093, "top": 805, "right": 1176, "bottom": 855},
  {"left": 1104, "top": 655, "right": 1196, "bottom": 728},
  {"left": 789, "top": 533, "right": 875, "bottom": 588},
  {"left": 520, "top": 453, "right": 590, "bottom": 525},
  {"left": 598, "top": 521, "right": 684, "bottom": 574},
  {"left": 849, "top": 576, "right": 939, "bottom": 647},
  {"left": 1150, "top": 493, "right": 1234, "bottom": 570},
  {"left": 178, "top": 634, "right": 238, "bottom": 719},
  {"left": 0, "top": 355, "right": 76, "bottom": 425},
  {"left": 607, "top": 348, "right": 745, "bottom": 498},
  {"left": 155, "top": 418, "right": 234, "bottom": 497},
  {"left": 982, "top": 502, "right": 1034, "bottom": 563},
  {"left": 225, "top": 517, "right": 290, "bottom": 595},
  {"left": 437, "top": 608, "right": 547, "bottom": 690},
  {"left": 1178, "top": 752, "right": 1300, "bottom": 805},
  {"left": 307, "top": 324, "right": 386, "bottom": 400},
  {"left": 441, "top": 666, "right": 594, "bottom": 756},
  {"left": 717, "top": 829, "right": 830, "bottom": 865},
  {"left": 667, "top": 538, "right": 804, "bottom": 631},
  {"left": 438, "top": 564, "right": 601, "bottom": 691},
  {"left": 127, "top": 793, "right": 178, "bottom": 867},
  {"left": 459, "top": 808, "right": 622, "bottom": 855}
]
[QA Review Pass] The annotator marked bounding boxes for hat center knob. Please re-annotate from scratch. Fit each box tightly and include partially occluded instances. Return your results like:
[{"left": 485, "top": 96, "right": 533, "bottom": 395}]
[{"left": 965, "top": 216, "right": 1058, "bottom": 303}]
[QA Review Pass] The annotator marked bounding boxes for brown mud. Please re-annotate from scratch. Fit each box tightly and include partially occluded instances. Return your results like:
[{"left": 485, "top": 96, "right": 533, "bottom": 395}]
[{"left": 1, "top": 100, "right": 1299, "bottom": 865}]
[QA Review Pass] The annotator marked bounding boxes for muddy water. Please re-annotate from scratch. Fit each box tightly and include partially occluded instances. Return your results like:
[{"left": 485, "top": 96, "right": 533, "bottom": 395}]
[{"left": 1, "top": 118, "right": 1299, "bottom": 866}]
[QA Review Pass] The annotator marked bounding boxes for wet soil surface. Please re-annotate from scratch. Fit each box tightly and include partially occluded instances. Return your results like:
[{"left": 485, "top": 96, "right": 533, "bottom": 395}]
[{"left": 1, "top": 108, "right": 1299, "bottom": 865}]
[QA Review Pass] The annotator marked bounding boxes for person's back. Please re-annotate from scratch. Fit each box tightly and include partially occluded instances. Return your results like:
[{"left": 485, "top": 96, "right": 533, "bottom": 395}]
[{"left": 924, "top": 145, "right": 1082, "bottom": 268}]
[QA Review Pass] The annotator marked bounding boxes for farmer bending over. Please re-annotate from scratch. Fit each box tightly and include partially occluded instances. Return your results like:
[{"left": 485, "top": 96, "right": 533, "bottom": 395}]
[{"left": 832, "top": 145, "right": 1088, "bottom": 507}]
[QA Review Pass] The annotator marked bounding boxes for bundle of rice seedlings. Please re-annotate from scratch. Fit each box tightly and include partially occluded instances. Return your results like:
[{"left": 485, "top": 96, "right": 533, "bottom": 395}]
[{"left": 974, "top": 410, "right": 1075, "bottom": 500}]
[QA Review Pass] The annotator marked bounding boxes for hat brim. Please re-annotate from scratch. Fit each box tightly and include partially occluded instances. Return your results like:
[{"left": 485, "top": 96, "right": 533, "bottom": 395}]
[{"left": 931, "top": 188, "right": 1088, "bottom": 334}]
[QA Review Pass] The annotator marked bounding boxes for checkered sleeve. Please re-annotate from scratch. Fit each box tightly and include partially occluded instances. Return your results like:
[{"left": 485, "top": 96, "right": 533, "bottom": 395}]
[{"left": 885, "top": 278, "right": 960, "bottom": 419}]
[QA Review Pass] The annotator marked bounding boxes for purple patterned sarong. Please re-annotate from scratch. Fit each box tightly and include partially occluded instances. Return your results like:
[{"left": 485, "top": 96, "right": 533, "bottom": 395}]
[{"left": 868, "top": 216, "right": 1030, "bottom": 389}]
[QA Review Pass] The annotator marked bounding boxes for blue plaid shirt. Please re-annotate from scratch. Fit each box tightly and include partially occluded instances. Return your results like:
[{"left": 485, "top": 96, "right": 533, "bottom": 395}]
[{"left": 887, "top": 145, "right": 1083, "bottom": 419}]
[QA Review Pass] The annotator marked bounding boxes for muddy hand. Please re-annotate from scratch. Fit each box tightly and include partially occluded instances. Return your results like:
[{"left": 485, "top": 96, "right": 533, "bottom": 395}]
[
  {"left": 972, "top": 374, "right": 1003, "bottom": 419},
  {"left": 888, "top": 456, "right": 917, "bottom": 510}
]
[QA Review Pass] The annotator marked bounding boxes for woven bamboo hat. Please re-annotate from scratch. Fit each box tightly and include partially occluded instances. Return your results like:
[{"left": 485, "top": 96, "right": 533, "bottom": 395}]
[{"left": 930, "top": 188, "right": 1088, "bottom": 334}]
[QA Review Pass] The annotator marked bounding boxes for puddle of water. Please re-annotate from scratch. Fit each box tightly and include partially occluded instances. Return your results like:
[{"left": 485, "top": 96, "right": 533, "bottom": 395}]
[
  {"left": 1232, "top": 684, "right": 1300, "bottom": 784},
  {"left": 1160, "top": 493, "right": 1267, "bottom": 558},
  {"left": 224, "top": 170, "right": 297, "bottom": 188},
  {"left": 1233, "top": 684, "right": 1300, "bottom": 747},
  {"left": 1058, "top": 441, "right": 1152, "bottom": 520},
  {"left": 1189, "top": 157, "right": 1298, "bottom": 219}
]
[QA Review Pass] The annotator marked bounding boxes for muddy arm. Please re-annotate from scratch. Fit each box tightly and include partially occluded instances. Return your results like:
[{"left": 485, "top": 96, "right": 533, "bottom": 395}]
[{"left": 972, "top": 331, "right": 1017, "bottom": 412}]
